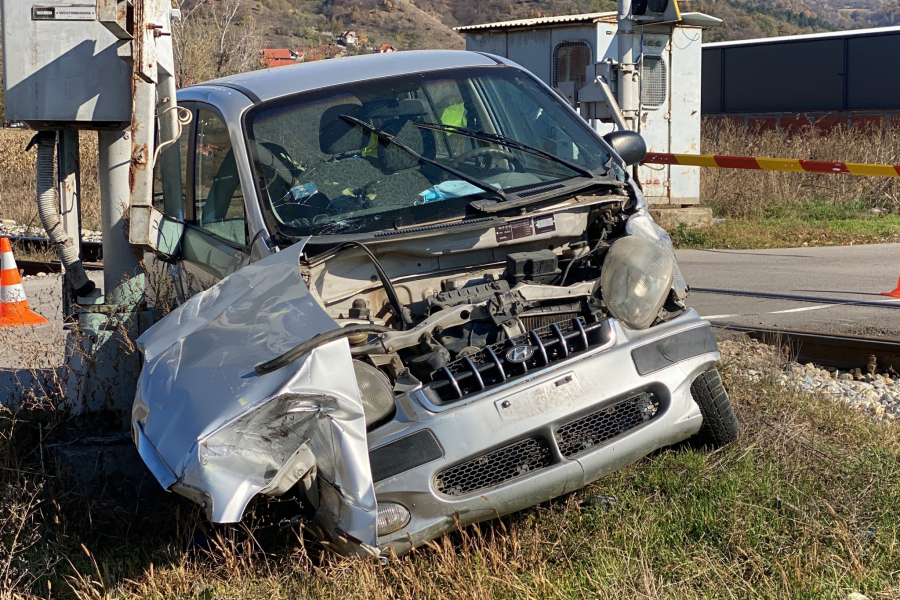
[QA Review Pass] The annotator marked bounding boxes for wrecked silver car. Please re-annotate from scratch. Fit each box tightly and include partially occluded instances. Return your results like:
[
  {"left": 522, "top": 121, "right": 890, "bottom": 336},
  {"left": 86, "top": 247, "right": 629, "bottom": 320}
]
[{"left": 134, "top": 50, "right": 738, "bottom": 558}]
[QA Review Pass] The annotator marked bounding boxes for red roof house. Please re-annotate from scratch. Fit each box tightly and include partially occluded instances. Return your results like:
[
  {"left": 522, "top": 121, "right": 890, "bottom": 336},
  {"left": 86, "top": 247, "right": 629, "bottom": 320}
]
[{"left": 260, "top": 49, "right": 300, "bottom": 68}]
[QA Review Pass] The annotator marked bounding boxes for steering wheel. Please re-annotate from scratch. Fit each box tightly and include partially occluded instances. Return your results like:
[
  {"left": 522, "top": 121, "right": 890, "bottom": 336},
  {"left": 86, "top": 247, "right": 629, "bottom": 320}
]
[
  {"left": 449, "top": 147, "right": 517, "bottom": 174},
  {"left": 257, "top": 144, "right": 297, "bottom": 190}
]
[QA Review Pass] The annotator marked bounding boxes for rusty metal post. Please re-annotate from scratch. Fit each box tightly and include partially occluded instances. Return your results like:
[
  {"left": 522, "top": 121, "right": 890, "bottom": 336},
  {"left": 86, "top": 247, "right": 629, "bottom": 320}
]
[
  {"left": 129, "top": 78, "right": 158, "bottom": 252},
  {"left": 57, "top": 130, "right": 83, "bottom": 318}
]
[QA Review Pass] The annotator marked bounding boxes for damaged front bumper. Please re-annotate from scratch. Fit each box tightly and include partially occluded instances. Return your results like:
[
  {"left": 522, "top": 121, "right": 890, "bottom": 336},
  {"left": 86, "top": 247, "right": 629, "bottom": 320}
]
[
  {"left": 368, "top": 309, "right": 717, "bottom": 554},
  {"left": 133, "top": 241, "right": 380, "bottom": 554}
]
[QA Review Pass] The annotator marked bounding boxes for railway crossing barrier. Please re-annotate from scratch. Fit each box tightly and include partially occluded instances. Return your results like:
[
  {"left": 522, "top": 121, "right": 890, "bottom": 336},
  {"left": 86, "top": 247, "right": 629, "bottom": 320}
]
[
  {"left": 643, "top": 153, "right": 900, "bottom": 177},
  {"left": 641, "top": 151, "right": 900, "bottom": 296}
]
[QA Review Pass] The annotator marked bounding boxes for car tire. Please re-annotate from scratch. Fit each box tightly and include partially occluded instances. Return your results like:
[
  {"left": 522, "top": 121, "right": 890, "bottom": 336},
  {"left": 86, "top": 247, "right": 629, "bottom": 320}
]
[{"left": 690, "top": 367, "right": 739, "bottom": 448}]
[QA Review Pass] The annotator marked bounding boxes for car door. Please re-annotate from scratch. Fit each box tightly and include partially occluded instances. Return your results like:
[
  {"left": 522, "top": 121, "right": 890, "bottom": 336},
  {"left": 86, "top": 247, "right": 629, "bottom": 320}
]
[
  {"left": 151, "top": 103, "right": 251, "bottom": 301},
  {"left": 179, "top": 105, "right": 251, "bottom": 298}
]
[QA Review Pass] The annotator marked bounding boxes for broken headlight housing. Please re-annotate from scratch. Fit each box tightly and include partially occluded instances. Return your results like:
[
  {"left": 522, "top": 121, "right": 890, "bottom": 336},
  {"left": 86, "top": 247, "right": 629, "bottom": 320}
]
[
  {"left": 600, "top": 236, "right": 674, "bottom": 330},
  {"left": 353, "top": 360, "right": 395, "bottom": 428}
]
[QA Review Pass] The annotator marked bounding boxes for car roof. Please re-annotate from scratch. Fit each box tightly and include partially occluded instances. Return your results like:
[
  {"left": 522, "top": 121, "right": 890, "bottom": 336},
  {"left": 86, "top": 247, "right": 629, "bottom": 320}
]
[{"left": 186, "top": 50, "right": 502, "bottom": 104}]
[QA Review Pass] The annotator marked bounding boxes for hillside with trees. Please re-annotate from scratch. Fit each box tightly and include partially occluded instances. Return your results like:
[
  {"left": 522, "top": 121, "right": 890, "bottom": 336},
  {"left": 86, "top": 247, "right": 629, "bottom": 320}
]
[{"left": 239, "top": 0, "right": 900, "bottom": 59}]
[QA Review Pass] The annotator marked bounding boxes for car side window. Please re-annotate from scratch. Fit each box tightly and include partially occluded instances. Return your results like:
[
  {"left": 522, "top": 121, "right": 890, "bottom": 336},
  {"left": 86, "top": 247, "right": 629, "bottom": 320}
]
[
  {"left": 152, "top": 107, "right": 191, "bottom": 219},
  {"left": 193, "top": 109, "right": 248, "bottom": 246}
]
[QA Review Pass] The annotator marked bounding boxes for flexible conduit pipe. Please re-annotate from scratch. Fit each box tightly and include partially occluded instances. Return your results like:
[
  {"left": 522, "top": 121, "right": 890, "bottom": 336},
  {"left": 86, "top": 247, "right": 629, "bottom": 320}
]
[{"left": 35, "top": 132, "right": 95, "bottom": 297}]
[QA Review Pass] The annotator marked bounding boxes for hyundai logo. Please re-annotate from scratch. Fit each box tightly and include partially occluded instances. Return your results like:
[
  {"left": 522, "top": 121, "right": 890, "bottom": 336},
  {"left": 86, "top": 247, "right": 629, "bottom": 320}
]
[{"left": 505, "top": 345, "right": 534, "bottom": 364}]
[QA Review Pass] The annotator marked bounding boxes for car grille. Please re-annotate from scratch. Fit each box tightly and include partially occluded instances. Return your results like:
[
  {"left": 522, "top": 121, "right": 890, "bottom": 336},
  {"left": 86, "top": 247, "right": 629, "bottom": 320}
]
[
  {"left": 519, "top": 307, "right": 580, "bottom": 331},
  {"left": 424, "top": 317, "right": 613, "bottom": 404},
  {"left": 555, "top": 392, "right": 661, "bottom": 458},
  {"left": 434, "top": 436, "right": 553, "bottom": 496}
]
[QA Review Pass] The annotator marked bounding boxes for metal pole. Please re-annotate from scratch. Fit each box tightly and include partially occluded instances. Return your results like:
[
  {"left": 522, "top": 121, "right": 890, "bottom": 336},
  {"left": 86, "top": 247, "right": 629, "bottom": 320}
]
[
  {"left": 97, "top": 129, "right": 143, "bottom": 306},
  {"left": 57, "top": 130, "right": 82, "bottom": 318},
  {"left": 617, "top": 0, "right": 638, "bottom": 131},
  {"left": 157, "top": 68, "right": 184, "bottom": 220}
]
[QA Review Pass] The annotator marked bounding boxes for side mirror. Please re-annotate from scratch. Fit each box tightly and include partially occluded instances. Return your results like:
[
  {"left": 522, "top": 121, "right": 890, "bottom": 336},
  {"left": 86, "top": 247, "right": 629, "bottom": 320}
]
[{"left": 603, "top": 130, "right": 648, "bottom": 166}]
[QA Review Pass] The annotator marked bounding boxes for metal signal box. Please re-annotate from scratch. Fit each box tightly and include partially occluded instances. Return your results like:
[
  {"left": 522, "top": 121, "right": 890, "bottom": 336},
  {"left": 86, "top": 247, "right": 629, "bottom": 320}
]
[
  {"left": 1, "top": 0, "right": 132, "bottom": 126},
  {"left": 457, "top": 11, "right": 720, "bottom": 207}
]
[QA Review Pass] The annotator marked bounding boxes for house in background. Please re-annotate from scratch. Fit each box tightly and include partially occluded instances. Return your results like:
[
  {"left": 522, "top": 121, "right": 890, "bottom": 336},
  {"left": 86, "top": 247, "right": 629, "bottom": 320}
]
[
  {"left": 259, "top": 49, "right": 302, "bottom": 69},
  {"left": 374, "top": 44, "right": 396, "bottom": 53},
  {"left": 340, "top": 31, "right": 358, "bottom": 45}
]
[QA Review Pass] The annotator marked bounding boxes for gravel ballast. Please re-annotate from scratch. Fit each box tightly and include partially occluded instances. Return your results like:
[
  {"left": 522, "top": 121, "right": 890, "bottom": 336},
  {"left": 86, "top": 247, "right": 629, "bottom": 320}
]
[
  {"left": 0, "top": 223, "right": 102, "bottom": 243},
  {"left": 718, "top": 338, "right": 900, "bottom": 423}
]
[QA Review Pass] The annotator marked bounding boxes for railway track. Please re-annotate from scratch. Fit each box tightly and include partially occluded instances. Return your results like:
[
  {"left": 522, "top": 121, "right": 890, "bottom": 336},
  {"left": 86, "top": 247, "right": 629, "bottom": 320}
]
[
  {"left": 17, "top": 259, "right": 103, "bottom": 277},
  {"left": 5, "top": 235, "right": 102, "bottom": 262},
  {"left": 692, "top": 287, "right": 900, "bottom": 310},
  {"left": 713, "top": 323, "right": 900, "bottom": 373}
]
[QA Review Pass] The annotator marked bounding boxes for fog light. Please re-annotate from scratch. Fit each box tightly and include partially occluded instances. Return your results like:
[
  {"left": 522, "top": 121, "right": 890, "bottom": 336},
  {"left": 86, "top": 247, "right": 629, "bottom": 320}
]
[{"left": 376, "top": 502, "right": 410, "bottom": 536}]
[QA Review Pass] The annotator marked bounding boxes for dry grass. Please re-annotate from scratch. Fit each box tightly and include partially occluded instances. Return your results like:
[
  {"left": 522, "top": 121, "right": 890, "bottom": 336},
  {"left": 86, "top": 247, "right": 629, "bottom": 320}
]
[
  {"left": 0, "top": 129, "right": 101, "bottom": 231},
  {"left": 666, "top": 120, "right": 900, "bottom": 249},
  {"left": 670, "top": 202, "right": 900, "bottom": 250},
  {"left": 701, "top": 119, "right": 900, "bottom": 218},
  {"left": 1, "top": 331, "right": 899, "bottom": 599}
]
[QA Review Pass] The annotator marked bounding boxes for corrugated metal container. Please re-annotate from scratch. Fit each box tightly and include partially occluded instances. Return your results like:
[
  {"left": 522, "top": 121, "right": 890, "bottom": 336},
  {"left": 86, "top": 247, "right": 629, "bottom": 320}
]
[{"left": 702, "top": 27, "right": 900, "bottom": 116}]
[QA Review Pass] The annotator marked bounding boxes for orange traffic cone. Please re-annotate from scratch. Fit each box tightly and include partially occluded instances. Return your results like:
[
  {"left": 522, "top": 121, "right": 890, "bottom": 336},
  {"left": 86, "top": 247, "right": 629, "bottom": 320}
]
[
  {"left": 883, "top": 275, "right": 900, "bottom": 298},
  {"left": 0, "top": 237, "right": 48, "bottom": 326}
]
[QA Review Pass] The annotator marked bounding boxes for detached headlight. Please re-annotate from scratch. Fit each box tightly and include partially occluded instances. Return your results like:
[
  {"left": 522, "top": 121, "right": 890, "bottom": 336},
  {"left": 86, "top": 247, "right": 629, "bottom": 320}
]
[
  {"left": 600, "top": 236, "right": 674, "bottom": 330},
  {"left": 353, "top": 360, "right": 395, "bottom": 428}
]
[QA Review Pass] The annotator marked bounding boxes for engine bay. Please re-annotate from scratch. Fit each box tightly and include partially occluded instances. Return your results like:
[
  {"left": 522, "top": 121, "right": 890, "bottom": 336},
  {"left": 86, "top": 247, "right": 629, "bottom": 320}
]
[{"left": 299, "top": 196, "right": 686, "bottom": 427}]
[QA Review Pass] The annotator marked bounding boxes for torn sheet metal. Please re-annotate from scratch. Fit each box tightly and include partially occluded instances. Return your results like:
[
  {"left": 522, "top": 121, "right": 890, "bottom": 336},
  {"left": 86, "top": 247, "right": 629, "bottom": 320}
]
[{"left": 132, "top": 240, "right": 378, "bottom": 549}]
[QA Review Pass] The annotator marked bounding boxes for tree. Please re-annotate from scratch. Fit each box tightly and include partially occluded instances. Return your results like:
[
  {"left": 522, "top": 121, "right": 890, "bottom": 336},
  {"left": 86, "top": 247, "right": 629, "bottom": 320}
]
[{"left": 172, "top": 0, "right": 264, "bottom": 88}]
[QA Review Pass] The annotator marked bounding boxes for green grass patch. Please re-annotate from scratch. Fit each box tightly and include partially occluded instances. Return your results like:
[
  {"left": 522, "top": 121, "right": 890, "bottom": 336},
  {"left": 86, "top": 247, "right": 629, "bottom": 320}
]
[{"left": 672, "top": 200, "right": 900, "bottom": 250}]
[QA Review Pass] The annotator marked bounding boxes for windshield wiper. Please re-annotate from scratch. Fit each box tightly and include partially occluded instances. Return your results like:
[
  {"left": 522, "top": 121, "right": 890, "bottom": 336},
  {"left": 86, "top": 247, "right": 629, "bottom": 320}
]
[
  {"left": 340, "top": 115, "right": 508, "bottom": 202},
  {"left": 415, "top": 122, "right": 597, "bottom": 179}
]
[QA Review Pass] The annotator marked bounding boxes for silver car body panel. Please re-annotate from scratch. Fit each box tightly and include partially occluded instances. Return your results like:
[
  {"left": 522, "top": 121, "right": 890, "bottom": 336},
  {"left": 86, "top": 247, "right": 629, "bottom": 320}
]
[
  {"left": 196, "top": 50, "right": 500, "bottom": 103},
  {"left": 133, "top": 240, "right": 378, "bottom": 550},
  {"left": 372, "top": 310, "right": 713, "bottom": 554}
]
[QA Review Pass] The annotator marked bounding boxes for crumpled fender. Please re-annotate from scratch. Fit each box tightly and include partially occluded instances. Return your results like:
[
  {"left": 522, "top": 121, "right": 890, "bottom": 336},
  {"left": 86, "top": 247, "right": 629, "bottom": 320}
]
[{"left": 132, "top": 240, "right": 378, "bottom": 551}]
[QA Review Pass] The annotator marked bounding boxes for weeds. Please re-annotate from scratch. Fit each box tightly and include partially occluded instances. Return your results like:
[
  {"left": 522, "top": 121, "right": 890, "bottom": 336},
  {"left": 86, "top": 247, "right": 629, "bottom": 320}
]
[
  {"left": 669, "top": 221, "right": 715, "bottom": 249},
  {"left": 701, "top": 119, "right": 900, "bottom": 218},
  {"left": 671, "top": 199, "right": 900, "bottom": 250},
  {"left": 0, "top": 129, "right": 101, "bottom": 232},
  {"left": 1, "top": 333, "right": 899, "bottom": 599}
]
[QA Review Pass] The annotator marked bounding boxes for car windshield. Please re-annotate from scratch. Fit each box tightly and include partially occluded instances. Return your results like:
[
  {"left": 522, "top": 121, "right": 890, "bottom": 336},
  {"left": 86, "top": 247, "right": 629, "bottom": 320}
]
[{"left": 246, "top": 65, "right": 619, "bottom": 238}]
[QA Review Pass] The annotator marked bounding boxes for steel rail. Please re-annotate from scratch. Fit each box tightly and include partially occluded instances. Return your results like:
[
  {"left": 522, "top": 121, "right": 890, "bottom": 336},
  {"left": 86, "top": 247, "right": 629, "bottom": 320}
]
[
  {"left": 713, "top": 322, "right": 900, "bottom": 372},
  {"left": 17, "top": 259, "right": 103, "bottom": 277},
  {"left": 692, "top": 287, "right": 900, "bottom": 310},
  {"left": 3, "top": 235, "right": 102, "bottom": 262}
]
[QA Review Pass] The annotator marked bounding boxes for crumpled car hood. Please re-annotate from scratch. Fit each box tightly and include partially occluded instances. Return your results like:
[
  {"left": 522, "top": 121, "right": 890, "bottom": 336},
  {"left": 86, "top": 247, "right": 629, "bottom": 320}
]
[{"left": 133, "top": 240, "right": 378, "bottom": 551}]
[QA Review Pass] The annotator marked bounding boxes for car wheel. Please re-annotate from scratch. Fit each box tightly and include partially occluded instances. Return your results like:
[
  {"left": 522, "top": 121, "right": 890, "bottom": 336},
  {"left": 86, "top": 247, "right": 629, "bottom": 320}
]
[{"left": 690, "top": 367, "right": 739, "bottom": 448}]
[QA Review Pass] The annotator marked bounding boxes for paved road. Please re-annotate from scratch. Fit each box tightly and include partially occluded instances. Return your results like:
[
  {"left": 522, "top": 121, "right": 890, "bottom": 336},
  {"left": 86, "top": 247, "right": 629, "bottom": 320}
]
[
  {"left": 0, "top": 272, "right": 104, "bottom": 398},
  {"left": 677, "top": 243, "right": 900, "bottom": 338}
]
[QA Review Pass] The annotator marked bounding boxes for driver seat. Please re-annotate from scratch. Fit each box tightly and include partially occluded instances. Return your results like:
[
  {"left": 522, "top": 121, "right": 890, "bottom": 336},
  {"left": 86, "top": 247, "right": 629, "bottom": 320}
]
[
  {"left": 365, "top": 116, "right": 438, "bottom": 207},
  {"left": 308, "top": 103, "right": 383, "bottom": 200}
]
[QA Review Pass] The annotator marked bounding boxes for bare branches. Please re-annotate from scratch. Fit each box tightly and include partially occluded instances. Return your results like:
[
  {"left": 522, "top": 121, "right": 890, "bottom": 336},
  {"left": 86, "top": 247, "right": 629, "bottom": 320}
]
[{"left": 171, "top": 0, "right": 263, "bottom": 88}]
